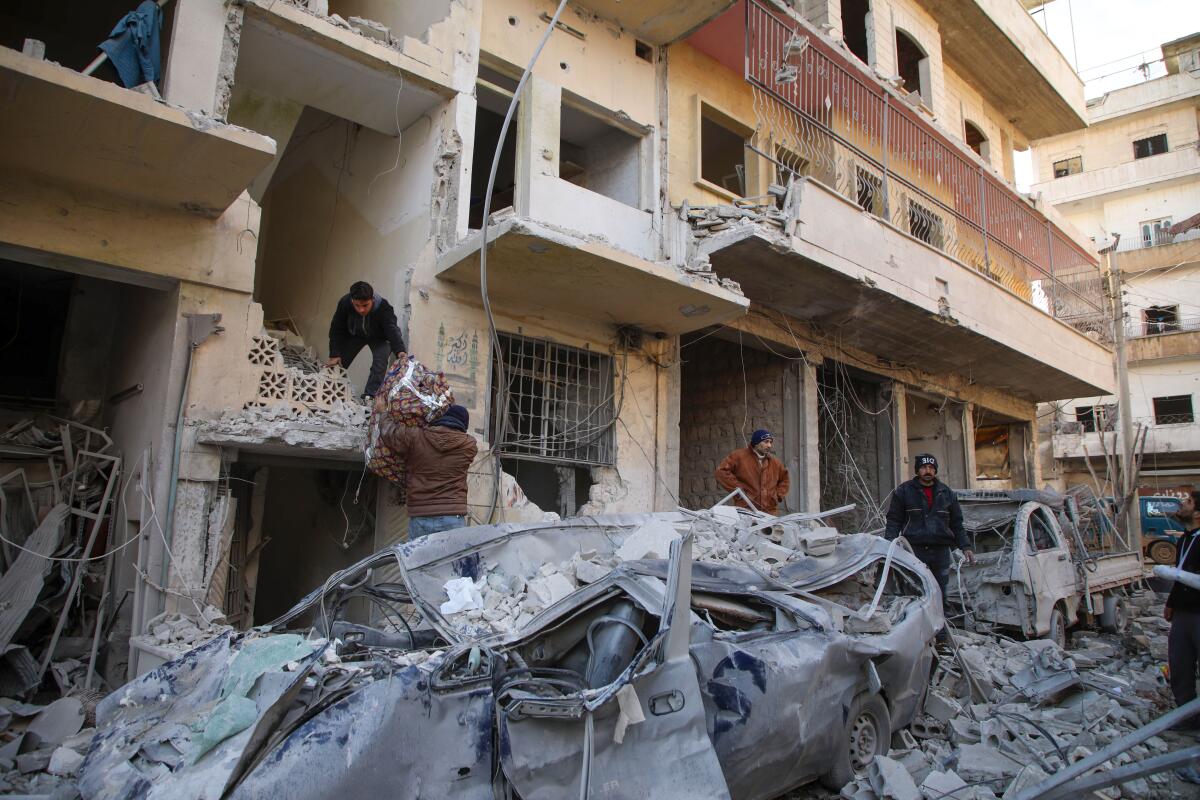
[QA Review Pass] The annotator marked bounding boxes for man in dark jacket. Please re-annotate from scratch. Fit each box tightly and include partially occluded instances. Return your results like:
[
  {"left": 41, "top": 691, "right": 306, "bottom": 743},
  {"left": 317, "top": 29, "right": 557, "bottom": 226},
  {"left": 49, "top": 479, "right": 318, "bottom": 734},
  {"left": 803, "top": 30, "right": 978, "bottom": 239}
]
[
  {"left": 1166, "top": 490, "right": 1200, "bottom": 720},
  {"left": 383, "top": 405, "right": 479, "bottom": 540},
  {"left": 326, "top": 281, "right": 407, "bottom": 399},
  {"left": 715, "top": 429, "right": 791, "bottom": 514},
  {"left": 885, "top": 454, "right": 974, "bottom": 603}
]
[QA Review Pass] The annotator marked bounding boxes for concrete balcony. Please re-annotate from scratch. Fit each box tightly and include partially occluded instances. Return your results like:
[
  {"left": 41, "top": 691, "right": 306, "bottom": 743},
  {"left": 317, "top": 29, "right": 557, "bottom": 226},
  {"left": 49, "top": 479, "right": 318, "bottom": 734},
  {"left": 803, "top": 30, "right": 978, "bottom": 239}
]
[
  {"left": 698, "top": 179, "right": 1115, "bottom": 402},
  {"left": 1033, "top": 147, "right": 1200, "bottom": 206},
  {"left": 237, "top": 0, "right": 459, "bottom": 137},
  {"left": 1127, "top": 327, "right": 1200, "bottom": 364},
  {"left": 436, "top": 215, "right": 748, "bottom": 335},
  {"left": 571, "top": 0, "right": 737, "bottom": 45},
  {"left": 914, "top": 0, "right": 1086, "bottom": 139},
  {"left": 1116, "top": 236, "right": 1200, "bottom": 276},
  {"left": 0, "top": 47, "right": 274, "bottom": 219},
  {"left": 1055, "top": 421, "right": 1200, "bottom": 462}
]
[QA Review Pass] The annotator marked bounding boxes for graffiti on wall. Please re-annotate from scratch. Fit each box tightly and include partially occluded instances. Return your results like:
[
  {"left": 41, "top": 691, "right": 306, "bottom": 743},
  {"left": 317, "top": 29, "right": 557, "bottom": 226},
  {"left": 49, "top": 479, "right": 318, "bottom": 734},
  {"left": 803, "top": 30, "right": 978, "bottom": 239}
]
[{"left": 436, "top": 323, "right": 481, "bottom": 410}]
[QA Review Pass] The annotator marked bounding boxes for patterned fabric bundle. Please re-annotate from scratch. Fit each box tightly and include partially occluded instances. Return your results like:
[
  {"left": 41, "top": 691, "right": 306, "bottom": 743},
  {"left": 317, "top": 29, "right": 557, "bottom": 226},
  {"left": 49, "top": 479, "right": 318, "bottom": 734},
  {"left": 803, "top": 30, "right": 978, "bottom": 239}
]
[{"left": 365, "top": 354, "right": 454, "bottom": 493}]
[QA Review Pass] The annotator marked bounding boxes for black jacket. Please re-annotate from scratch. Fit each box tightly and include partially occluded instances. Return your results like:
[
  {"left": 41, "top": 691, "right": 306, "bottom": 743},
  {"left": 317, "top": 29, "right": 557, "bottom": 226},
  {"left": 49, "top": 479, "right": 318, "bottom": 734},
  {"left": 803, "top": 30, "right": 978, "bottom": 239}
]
[
  {"left": 1167, "top": 527, "right": 1200, "bottom": 612},
  {"left": 885, "top": 477, "right": 969, "bottom": 549},
  {"left": 328, "top": 293, "right": 406, "bottom": 361}
]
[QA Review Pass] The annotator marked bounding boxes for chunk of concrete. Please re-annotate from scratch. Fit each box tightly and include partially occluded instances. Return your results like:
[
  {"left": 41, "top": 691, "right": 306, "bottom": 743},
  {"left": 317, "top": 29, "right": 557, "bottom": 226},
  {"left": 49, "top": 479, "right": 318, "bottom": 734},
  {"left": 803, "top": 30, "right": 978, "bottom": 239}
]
[
  {"left": 47, "top": 746, "right": 84, "bottom": 776},
  {"left": 922, "top": 691, "right": 963, "bottom": 724},
  {"left": 955, "top": 743, "right": 1019, "bottom": 783},
  {"left": 17, "top": 748, "right": 52, "bottom": 773},
  {"left": 868, "top": 755, "right": 920, "bottom": 800},
  {"left": 920, "top": 769, "right": 967, "bottom": 800},
  {"left": 574, "top": 558, "right": 612, "bottom": 584},
  {"left": 348, "top": 16, "right": 391, "bottom": 43},
  {"left": 527, "top": 573, "right": 576, "bottom": 607},
  {"left": 615, "top": 520, "right": 679, "bottom": 561},
  {"left": 28, "top": 698, "right": 85, "bottom": 746}
]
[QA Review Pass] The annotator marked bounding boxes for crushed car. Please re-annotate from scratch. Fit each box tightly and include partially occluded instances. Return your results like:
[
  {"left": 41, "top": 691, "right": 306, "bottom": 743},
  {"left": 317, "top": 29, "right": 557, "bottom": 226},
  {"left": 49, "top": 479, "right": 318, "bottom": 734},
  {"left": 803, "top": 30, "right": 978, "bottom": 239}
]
[{"left": 78, "top": 505, "right": 943, "bottom": 799}]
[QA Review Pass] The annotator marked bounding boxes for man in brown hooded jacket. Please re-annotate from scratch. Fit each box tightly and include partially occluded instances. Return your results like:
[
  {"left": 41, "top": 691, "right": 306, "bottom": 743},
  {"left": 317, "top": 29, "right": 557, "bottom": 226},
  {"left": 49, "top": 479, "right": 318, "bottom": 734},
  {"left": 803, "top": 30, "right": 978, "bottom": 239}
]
[
  {"left": 715, "top": 429, "right": 790, "bottom": 514},
  {"left": 383, "top": 404, "right": 478, "bottom": 540}
]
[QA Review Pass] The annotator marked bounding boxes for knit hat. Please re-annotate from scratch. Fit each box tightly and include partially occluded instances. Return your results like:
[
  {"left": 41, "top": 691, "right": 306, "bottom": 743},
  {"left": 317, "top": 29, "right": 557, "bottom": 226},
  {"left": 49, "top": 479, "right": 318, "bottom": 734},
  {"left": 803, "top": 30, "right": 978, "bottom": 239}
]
[
  {"left": 750, "top": 429, "right": 773, "bottom": 446},
  {"left": 914, "top": 453, "right": 938, "bottom": 473},
  {"left": 432, "top": 404, "right": 469, "bottom": 432}
]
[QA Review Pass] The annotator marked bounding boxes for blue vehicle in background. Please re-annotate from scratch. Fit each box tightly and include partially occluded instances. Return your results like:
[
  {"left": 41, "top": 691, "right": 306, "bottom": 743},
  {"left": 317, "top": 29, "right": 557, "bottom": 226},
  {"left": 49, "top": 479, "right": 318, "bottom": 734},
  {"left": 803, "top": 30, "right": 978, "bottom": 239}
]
[{"left": 1141, "top": 496, "right": 1187, "bottom": 564}]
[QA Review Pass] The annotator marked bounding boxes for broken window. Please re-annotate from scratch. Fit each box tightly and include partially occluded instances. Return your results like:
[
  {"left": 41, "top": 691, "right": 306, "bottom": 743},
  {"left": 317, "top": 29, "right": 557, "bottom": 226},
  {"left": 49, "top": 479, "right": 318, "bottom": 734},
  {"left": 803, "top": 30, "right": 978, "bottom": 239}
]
[
  {"left": 700, "top": 104, "right": 750, "bottom": 196},
  {"left": 1133, "top": 133, "right": 1168, "bottom": 159},
  {"left": 856, "top": 167, "right": 883, "bottom": 216},
  {"left": 1026, "top": 511, "right": 1058, "bottom": 552},
  {"left": 471, "top": 78, "right": 520, "bottom": 229},
  {"left": 907, "top": 198, "right": 944, "bottom": 248},
  {"left": 1153, "top": 395, "right": 1194, "bottom": 425},
  {"left": 1140, "top": 218, "right": 1173, "bottom": 249},
  {"left": 895, "top": 28, "right": 930, "bottom": 107},
  {"left": 842, "top": 0, "right": 871, "bottom": 64},
  {"left": 559, "top": 98, "right": 643, "bottom": 208},
  {"left": 1074, "top": 404, "right": 1116, "bottom": 433},
  {"left": 1053, "top": 156, "right": 1082, "bottom": 178},
  {"left": 809, "top": 561, "right": 924, "bottom": 632},
  {"left": 1144, "top": 305, "right": 1179, "bottom": 334},
  {"left": 491, "top": 332, "right": 616, "bottom": 465},
  {"left": 964, "top": 120, "right": 989, "bottom": 160}
]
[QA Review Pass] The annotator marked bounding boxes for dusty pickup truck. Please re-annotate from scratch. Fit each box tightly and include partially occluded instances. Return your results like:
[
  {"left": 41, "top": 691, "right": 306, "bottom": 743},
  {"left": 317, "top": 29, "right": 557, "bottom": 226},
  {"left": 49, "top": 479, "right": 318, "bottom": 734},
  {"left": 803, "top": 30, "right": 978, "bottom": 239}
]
[{"left": 945, "top": 489, "right": 1144, "bottom": 648}]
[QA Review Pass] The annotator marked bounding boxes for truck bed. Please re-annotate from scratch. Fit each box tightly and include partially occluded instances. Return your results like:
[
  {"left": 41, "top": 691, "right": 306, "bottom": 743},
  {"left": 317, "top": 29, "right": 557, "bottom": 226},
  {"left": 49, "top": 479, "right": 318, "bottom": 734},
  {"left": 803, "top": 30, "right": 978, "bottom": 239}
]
[{"left": 1082, "top": 551, "right": 1144, "bottom": 594}]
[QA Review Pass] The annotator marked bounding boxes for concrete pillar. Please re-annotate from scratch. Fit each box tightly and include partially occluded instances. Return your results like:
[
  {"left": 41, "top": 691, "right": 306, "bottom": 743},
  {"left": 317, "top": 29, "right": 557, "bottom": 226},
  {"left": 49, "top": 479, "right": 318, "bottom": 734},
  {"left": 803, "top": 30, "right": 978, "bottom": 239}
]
[
  {"left": 788, "top": 359, "right": 821, "bottom": 512},
  {"left": 963, "top": 403, "right": 979, "bottom": 489},
  {"left": 659, "top": 339, "right": 682, "bottom": 512},
  {"left": 892, "top": 382, "right": 909, "bottom": 486},
  {"left": 162, "top": 0, "right": 234, "bottom": 116},
  {"left": 514, "top": 75, "right": 560, "bottom": 217}
]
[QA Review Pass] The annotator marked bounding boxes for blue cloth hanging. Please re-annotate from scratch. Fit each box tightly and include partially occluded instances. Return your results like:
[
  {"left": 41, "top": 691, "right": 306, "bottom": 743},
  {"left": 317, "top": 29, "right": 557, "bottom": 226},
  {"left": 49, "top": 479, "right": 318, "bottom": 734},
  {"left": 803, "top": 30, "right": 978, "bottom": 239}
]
[{"left": 98, "top": 1, "right": 163, "bottom": 88}]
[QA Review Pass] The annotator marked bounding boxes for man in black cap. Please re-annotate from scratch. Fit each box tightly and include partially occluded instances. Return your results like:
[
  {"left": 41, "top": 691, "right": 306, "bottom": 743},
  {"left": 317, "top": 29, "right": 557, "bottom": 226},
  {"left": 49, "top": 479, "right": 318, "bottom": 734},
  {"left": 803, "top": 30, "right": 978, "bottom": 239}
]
[
  {"left": 885, "top": 453, "right": 973, "bottom": 605},
  {"left": 326, "top": 280, "right": 407, "bottom": 400},
  {"left": 382, "top": 404, "right": 478, "bottom": 540}
]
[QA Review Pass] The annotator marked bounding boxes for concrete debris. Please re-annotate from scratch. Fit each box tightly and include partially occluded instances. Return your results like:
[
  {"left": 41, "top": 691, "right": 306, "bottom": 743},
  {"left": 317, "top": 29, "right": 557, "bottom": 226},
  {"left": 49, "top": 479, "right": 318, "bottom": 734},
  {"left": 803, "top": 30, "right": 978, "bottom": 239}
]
[
  {"left": 348, "top": 16, "right": 392, "bottom": 44},
  {"left": 683, "top": 201, "right": 790, "bottom": 239},
  {"left": 128, "top": 606, "right": 234, "bottom": 658},
  {"left": 829, "top": 589, "right": 1191, "bottom": 800}
]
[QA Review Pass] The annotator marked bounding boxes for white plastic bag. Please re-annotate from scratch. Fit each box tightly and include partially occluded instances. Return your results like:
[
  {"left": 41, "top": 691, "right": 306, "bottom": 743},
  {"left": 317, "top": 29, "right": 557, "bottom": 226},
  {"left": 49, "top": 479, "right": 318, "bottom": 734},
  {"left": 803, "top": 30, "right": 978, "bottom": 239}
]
[{"left": 439, "top": 577, "right": 484, "bottom": 615}]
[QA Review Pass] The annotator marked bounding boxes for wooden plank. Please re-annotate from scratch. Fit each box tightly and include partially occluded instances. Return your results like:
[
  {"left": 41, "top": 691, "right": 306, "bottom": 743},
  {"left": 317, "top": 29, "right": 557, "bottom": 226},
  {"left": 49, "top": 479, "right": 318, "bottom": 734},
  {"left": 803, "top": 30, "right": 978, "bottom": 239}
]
[{"left": 0, "top": 505, "right": 69, "bottom": 652}]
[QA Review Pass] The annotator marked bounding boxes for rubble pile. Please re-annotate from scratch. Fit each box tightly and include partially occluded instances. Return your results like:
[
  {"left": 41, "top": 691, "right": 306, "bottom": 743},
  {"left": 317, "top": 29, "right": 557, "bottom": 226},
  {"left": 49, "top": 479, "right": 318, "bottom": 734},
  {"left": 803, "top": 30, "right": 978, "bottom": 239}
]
[
  {"left": 835, "top": 592, "right": 1188, "bottom": 800},
  {"left": 681, "top": 200, "right": 790, "bottom": 236},
  {"left": 127, "top": 605, "right": 234, "bottom": 659},
  {"left": 438, "top": 511, "right": 840, "bottom": 637},
  {"left": 0, "top": 696, "right": 94, "bottom": 795}
]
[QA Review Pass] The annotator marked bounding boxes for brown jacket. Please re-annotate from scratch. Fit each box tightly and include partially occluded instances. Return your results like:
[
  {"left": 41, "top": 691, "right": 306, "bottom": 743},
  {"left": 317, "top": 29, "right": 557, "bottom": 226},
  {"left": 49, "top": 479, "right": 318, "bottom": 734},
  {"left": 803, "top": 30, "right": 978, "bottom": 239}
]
[
  {"left": 715, "top": 447, "right": 790, "bottom": 514},
  {"left": 383, "top": 425, "right": 478, "bottom": 517}
]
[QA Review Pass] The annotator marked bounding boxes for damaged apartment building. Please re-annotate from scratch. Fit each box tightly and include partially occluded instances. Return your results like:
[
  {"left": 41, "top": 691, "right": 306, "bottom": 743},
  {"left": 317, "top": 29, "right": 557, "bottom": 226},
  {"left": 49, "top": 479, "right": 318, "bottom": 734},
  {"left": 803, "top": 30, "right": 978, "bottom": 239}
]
[{"left": 0, "top": 0, "right": 1115, "bottom": 686}]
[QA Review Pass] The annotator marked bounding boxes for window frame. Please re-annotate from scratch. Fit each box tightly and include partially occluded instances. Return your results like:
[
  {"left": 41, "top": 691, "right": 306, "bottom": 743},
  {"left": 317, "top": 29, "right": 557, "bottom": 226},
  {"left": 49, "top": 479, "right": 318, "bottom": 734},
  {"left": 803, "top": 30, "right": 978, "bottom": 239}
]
[
  {"left": 1052, "top": 155, "right": 1082, "bottom": 178},
  {"left": 696, "top": 99, "right": 754, "bottom": 201},
  {"left": 1133, "top": 133, "right": 1168, "bottom": 160},
  {"left": 1152, "top": 395, "right": 1195, "bottom": 426}
]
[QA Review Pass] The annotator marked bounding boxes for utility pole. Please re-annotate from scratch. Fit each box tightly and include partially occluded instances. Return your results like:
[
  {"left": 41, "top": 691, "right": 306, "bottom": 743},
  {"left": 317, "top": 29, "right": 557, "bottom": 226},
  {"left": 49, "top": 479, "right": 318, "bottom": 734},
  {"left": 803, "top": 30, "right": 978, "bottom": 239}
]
[{"left": 1105, "top": 246, "right": 1141, "bottom": 553}]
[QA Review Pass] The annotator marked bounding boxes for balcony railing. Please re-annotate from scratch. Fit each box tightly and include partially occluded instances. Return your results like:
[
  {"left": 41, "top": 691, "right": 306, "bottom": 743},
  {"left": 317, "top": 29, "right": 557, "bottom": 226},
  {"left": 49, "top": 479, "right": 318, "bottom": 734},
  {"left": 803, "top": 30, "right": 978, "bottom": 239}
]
[
  {"left": 744, "top": 0, "right": 1105, "bottom": 328},
  {"left": 1115, "top": 227, "right": 1200, "bottom": 252},
  {"left": 1126, "top": 315, "right": 1200, "bottom": 339}
]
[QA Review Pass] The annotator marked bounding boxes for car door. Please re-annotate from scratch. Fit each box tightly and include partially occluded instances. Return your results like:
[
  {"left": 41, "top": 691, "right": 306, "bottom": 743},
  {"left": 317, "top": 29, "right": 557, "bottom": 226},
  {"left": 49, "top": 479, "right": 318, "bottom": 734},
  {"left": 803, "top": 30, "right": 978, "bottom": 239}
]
[
  {"left": 496, "top": 535, "right": 731, "bottom": 800},
  {"left": 1015, "top": 504, "right": 1076, "bottom": 636}
]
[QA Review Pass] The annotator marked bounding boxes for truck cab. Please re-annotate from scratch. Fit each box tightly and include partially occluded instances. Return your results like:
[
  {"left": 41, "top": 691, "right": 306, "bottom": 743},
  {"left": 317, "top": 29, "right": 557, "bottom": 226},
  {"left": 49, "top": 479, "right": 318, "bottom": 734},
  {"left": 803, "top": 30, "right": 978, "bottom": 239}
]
[{"left": 1141, "top": 495, "right": 1186, "bottom": 564}]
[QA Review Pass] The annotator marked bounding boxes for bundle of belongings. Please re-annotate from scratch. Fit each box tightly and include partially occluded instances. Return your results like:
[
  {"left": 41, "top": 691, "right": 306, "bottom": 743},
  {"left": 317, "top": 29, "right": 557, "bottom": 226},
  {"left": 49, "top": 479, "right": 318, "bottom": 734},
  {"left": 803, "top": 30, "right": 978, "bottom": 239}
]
[{"left": 364, "top": 354, "right": 453, "bottom": 499}]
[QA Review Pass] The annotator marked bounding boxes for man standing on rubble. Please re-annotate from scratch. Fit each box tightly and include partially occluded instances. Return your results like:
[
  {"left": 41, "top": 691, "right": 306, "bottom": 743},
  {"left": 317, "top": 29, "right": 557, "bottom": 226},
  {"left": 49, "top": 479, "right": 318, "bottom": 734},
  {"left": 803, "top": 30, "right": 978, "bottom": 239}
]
[
  {"left": 885, "top": 454, "right": 973, "bottom": 605},
  {"left": 325, "top": 281, "right": 407, "bottom": 400},
  {"left": 1165, "top": 490, "right": 1200, "bottom": 725},
  {"left": 382, "top": 404, "right": 478, "bottom": 540},
  {"left": 715, "top": 429, "right": 791, "bottom": 514}
]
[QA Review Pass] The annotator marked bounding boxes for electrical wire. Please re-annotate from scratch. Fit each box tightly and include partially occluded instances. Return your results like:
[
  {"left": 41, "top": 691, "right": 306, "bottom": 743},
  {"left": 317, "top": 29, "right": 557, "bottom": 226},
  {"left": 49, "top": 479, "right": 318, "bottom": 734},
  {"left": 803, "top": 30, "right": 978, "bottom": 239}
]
[{"left": 480, "top": 0, "right": 573, "bottom": 524}]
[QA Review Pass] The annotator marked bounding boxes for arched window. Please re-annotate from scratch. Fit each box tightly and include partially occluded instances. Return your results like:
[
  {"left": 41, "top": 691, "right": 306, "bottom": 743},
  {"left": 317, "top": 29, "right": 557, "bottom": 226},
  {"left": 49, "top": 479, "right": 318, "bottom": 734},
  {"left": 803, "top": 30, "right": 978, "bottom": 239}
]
[
  {"left": 964, "top": 120, "right": 989, "bottom": 160},
  {"left": 895, "top": 29, "right": 930, "bottom": 107},
  {"left": 842, "top": 0, "right": 871, "bottom": 65}
]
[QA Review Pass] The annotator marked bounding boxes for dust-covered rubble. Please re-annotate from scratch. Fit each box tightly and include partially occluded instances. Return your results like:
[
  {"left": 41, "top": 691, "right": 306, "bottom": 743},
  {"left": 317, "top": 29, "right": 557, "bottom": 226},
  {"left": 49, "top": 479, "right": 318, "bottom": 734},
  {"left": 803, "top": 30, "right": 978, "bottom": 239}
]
[{"left": 829, "top": 591, "right": 1198, "bottom": 800}]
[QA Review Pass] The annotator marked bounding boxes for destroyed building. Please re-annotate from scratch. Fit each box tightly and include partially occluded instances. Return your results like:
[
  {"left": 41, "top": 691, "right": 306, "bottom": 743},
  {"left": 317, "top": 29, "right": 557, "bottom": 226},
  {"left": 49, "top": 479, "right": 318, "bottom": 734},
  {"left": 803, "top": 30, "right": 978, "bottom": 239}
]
[{"left": 0, "top": 0, "right": 1115, "bottom": 713}]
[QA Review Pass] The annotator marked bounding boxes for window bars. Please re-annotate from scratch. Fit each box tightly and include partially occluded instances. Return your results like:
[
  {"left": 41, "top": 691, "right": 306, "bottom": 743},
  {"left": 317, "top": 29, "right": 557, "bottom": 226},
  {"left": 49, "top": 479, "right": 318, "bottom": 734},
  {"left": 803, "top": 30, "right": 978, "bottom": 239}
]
[{"left": 491, "top": 332, "right": 616, "bottom": 466}]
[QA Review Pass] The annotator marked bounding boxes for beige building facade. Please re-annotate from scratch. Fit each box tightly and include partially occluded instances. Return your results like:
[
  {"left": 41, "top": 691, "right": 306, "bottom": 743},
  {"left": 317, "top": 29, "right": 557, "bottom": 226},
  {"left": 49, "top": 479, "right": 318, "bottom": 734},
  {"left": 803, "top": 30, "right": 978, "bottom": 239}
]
[
  {"left": 0, "top": 0, "right": 1114, "bottom": 681},
  {"left": 1031, "top": 33, "right": 1200, "bottom": 500}
]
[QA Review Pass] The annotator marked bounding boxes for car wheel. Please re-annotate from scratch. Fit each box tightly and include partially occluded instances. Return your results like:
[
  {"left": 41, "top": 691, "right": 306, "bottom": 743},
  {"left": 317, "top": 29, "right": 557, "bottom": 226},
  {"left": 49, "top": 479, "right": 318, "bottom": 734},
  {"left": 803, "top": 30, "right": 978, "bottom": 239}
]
[
  {"left": 1150, "top": 541, "right": 1176, "bottom": 565},
  {"left": 820, "top": 693, "right": 892, "bottom": 791},
  {"left": 1047, "top": 607, "right": 1069, "bottom": 650},
  {"left": 1100, "top": 595, "right": 1128, "bottom": 634}
]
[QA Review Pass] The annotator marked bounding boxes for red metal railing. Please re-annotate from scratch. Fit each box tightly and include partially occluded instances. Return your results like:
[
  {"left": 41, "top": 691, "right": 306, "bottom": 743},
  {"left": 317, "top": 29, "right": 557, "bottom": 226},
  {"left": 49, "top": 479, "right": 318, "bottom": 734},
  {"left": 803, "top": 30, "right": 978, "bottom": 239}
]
[{"left": 745, "top": 0, "right": 1104, "bottom": 321}]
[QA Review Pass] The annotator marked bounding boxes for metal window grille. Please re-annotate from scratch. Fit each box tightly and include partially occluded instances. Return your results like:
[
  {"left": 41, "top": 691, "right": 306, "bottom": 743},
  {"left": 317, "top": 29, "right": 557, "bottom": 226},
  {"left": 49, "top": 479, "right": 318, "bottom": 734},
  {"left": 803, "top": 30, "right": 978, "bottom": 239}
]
[{"left": 491, "top": 332, "right": 615, "bottom": 466}]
